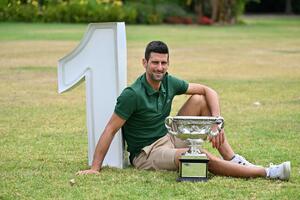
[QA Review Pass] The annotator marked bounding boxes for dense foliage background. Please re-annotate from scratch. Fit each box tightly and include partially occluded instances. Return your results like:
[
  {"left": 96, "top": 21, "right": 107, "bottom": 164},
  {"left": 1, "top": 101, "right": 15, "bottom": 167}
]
[{"left": 1, "top": 0, "right": 299, "bottom": 24}]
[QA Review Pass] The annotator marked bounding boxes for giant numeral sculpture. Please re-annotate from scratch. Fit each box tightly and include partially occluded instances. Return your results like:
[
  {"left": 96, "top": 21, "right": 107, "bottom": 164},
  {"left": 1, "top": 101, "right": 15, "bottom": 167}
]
[{"left": 57, "top": 23, "right": 127, "bottom": 168}]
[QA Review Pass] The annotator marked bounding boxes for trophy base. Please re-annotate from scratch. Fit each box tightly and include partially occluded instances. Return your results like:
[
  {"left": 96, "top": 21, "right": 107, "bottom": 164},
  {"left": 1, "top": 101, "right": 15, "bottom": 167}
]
[
  {"left": 178, "top": 153, "right": 209, "bottom": 182},
  {"left": 176, "top": 177, "right": 208, "bottom": 182}
]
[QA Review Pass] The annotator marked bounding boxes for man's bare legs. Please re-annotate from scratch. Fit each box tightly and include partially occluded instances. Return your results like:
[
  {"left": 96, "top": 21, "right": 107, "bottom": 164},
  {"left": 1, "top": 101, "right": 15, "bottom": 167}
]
[
  {"left": 175, "top": 149, "right": 266, "bottom": 178},
  {"left": 202, "top": 149, "right": 266, "bottom": 177},
  {"left": 174, "top": 148, "right": 266, "bottom": 178},
  {"left": 177, "top": 94, "right": 235, "bottom": 160}
]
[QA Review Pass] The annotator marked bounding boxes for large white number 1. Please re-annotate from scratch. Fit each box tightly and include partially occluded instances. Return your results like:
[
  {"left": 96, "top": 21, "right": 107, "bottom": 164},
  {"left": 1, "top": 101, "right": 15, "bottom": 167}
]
[{"left": 57, "top": 23, "right": 127, "bottom": 168}]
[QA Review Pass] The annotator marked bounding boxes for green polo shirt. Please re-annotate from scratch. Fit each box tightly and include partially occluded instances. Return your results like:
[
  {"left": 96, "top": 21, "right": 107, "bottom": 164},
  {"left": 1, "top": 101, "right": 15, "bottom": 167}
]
[{"left": 114, "top": 73, "right": 188, "bottom": 162}]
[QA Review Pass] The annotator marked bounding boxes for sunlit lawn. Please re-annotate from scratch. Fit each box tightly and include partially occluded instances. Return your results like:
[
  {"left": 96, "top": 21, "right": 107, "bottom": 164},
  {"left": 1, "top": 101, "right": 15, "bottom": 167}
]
[{"left": 0, "top": 15, "right": 300, "bottom": 199}]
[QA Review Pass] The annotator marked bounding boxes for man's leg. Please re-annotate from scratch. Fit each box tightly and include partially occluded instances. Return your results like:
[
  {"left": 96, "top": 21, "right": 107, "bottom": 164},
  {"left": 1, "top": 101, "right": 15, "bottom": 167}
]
[
  {"left": 176, "top": 148, "right": 266, "bottom": 178},
  {"left": 202, "top": 149, "right": 266, "bottom": 177},
  {"left": 174, "top": 144, "right": 266, "bottom": 178},
  {"left": 174, "top": 148, "right": 189, "bottom": 167},
  {"left": 177, "top": 94, "right": 235, "bottom": 160},
  {"left": 133, "top": 135, "right": 187, "bottom": 171}
]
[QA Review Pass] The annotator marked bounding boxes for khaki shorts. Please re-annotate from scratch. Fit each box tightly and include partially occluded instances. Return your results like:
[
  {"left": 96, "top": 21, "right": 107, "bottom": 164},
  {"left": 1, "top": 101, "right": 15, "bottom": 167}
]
[{"left": 132, "top": 134, "right": 188, "bottom": 171}]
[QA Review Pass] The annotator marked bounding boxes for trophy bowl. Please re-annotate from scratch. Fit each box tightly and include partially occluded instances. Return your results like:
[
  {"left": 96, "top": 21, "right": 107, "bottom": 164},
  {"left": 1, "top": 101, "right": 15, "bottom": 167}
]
[
  {"left": 165, "top": 116, "right": 224, "bottom": 142},
  {"left": 165, "top": 116, "right": 224, "bottom": 182}
]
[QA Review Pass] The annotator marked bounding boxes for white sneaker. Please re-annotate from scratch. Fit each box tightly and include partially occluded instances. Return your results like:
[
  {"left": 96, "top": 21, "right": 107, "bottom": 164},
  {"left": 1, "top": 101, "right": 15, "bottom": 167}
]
[
  {"left": 230, "top": 154, "right": 256, "bottom": 167},
  {"left": 266, "top": 161, "right": 291, "bottom": 181}
]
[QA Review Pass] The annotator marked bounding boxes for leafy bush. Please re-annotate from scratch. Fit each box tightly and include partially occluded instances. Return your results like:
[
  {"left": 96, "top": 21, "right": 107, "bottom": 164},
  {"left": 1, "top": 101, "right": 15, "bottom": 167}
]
[
  {"left": 0, "top": 0, "right": 137, "bottom": 23},
  {"left": 125, "top": 2, "right": 163, "bottom": 24},
  {"left": 157, "top": 3, "right": 188, "bottom": 18},
  {"left": 0, "top": 2, "right": 39, "bottom": 22}
]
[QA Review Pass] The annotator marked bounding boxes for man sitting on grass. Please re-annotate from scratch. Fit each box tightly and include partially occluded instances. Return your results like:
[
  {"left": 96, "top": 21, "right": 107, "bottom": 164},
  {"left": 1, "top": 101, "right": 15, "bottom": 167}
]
[{"left": 77, "top": 41, "right": 291, "bottom": 181}]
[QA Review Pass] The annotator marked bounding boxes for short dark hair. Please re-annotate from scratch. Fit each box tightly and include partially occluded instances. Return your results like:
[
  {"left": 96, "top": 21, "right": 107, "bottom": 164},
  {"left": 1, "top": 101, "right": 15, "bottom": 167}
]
[{"left": 144, "top": 41, "right": 169, "bottom": 61}]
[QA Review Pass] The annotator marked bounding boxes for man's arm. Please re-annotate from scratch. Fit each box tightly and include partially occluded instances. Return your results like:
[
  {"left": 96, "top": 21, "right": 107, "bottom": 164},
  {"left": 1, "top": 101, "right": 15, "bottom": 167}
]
[
  {"left": 185, "top": 83, "right": 220, "bottom": 116},
  {"left": 76, "top": 113, "right": 126, "bottom": 175},
  {"left": 185, "top": 83, "right": 224, "bottom": 149}
]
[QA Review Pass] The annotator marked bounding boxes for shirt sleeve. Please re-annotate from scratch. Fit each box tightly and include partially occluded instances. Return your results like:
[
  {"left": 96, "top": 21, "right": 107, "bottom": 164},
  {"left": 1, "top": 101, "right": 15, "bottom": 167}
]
[
  {"left": 114, "top": 87, "right": 137, "bottom": 120},
  {"left": 169, "top": 75, "right": 189, "bottom": 95}
]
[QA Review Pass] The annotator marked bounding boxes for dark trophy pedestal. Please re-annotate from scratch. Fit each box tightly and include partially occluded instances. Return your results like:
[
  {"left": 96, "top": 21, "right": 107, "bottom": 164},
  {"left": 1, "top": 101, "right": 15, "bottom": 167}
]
[{"left": 178, "top": 154, "right": 209, "bottom": 182}]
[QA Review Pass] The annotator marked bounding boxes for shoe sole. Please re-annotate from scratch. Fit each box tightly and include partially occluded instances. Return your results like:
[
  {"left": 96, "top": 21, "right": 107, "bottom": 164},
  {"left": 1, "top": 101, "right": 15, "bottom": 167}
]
[{"left": 282, "top": 161, "right": 291, "bottom": 181}]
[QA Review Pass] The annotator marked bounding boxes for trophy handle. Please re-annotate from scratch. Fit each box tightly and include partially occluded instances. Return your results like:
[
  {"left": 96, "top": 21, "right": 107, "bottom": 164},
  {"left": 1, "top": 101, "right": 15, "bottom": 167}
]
[
  {"left": 209, "top": 117, "right": 224, "bottom": 137},
  {"left": 217, "top": 117, "right": 224, "bottom": 130},
  {"left": 165, "top": 116, "right": 177, "bottom": 135}
]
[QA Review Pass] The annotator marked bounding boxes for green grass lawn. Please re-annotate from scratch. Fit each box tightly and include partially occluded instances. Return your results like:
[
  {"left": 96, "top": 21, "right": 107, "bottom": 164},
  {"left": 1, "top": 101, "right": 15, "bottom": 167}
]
[{"left": 1, "top": 16, "right": 300, "bottom": 199}]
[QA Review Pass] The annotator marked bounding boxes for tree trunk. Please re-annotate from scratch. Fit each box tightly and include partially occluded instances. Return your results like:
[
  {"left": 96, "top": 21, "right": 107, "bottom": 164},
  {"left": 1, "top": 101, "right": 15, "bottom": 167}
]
[
  {"left": 211, "top": 0, "right": 219, "bottom": 22},
  {"left": 38, "top": 0, "right": 44, "bottom": 15},
  {"left": 285, "top": 0, "right": 293, "bottom": 14},
  {"left": 194, "top": 0, "right": 236, "bottom": 24},
  {"left": 194, "top": 0, "right": 203, "bottom": 19}
]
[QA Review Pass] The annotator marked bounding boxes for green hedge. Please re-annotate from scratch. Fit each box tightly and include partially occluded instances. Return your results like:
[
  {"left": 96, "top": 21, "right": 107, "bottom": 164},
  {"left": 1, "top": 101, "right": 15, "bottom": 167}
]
[
  {"left": 0, "top": 1, "right": 138, "bottom": 23},
  {"left": 0, "top": 1, "right": 190, "bottom": 24},
  {"left": 6, "top": 1, "right": 285, "bottom": 24}
]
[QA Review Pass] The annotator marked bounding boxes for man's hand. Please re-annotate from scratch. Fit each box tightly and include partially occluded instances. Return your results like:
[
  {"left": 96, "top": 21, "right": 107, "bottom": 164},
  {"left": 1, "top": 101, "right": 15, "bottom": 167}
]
[
  {"left": 75, "top": 113, "right": 125, "bottom": 176},
  {"left": 209, "top": 128, "right": 225, "bottom": 149},
  {"left": 76, "top": 169, "right": 100, "bottom": 175}
]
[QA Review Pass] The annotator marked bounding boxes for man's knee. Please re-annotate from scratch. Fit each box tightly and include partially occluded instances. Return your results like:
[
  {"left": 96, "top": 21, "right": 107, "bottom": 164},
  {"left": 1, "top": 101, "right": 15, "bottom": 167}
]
[
  {"left": 178, "top": 94, "right": 211, "bottom": 116},
  {"left": 190, "top": 94, "right": 211, "bottom": 116},
  {"left": 189, "top": 94, "right": 207, "bottom": 107}
]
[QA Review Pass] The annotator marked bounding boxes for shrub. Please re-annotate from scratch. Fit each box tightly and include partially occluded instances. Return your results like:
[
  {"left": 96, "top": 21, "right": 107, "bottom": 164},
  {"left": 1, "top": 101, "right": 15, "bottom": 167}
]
[
  {"left": 157, "top": 3, "right": 188, "bottom": 18},
  {"left": 0, "top": 1, "right": 137, "bottom": 23},
  {"left": 0, "top": 3, "right": 39, "bottom": 22},
  {"left": 124, "top": 2, "right": 163, "bottom": 24}
]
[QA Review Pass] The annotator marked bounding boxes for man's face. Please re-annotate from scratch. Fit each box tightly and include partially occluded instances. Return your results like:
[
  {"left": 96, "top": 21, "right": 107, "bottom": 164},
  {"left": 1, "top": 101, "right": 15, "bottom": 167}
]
[{"left": 143, "top": 52, "right": 169, "bottom": 82}]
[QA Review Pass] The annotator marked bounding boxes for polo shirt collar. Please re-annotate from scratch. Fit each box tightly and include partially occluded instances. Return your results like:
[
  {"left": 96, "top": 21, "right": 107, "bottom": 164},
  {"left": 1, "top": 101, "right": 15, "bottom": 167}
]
[{"left": 142, "top": 73, "right": 166, "bottom": 96}]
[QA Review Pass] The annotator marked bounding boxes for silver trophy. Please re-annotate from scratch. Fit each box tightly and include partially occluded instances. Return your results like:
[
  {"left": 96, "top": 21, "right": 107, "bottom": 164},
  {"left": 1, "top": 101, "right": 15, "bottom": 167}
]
[{"left": 165, "top": 116, "right": 224, "bottom": 182}]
